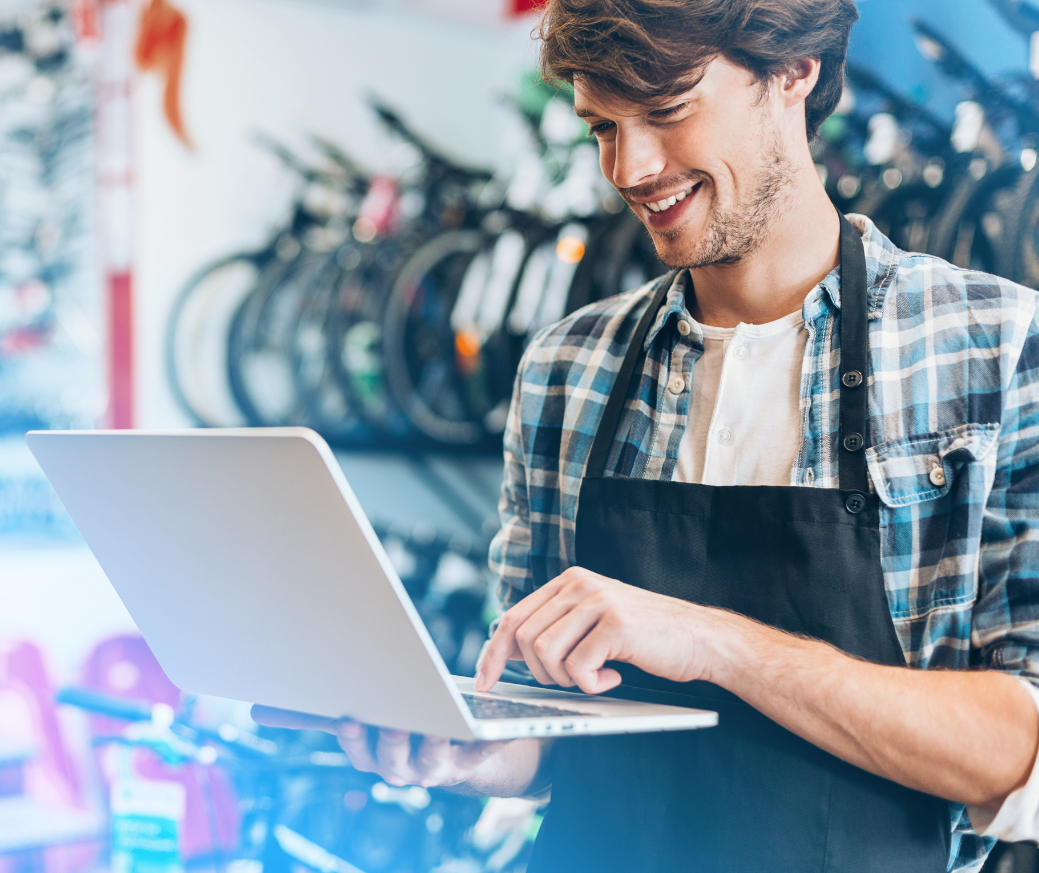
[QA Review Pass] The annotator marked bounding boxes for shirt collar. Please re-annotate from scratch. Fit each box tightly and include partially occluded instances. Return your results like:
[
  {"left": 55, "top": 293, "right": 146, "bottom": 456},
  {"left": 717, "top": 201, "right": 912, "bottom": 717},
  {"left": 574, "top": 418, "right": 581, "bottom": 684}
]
[
  {"left": 643, "top": 213, "right": 900, "bottom": 350},
  {"left": 810, "top": 214, "right": 899, "bottom": 319}
]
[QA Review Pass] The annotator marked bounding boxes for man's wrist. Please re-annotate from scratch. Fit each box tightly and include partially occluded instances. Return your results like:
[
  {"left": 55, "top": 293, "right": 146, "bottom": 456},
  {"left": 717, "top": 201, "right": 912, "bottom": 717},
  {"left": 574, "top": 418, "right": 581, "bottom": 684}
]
[
  {"left": 456, "top": 738, "right": 554, "bottom": 798},
  {"left": 692, "top": 604, "right": 772, "bottom": 689}
]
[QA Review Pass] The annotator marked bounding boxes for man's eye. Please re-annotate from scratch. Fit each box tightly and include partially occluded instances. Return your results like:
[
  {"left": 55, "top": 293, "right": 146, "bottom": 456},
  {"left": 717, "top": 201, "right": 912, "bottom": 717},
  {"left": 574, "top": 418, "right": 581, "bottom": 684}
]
[
  {"left": 651, "top": 103, "right": 687, "bottom": 120},
  {"left": 587, "top": 121, "right": 614, "bottom": 137}
]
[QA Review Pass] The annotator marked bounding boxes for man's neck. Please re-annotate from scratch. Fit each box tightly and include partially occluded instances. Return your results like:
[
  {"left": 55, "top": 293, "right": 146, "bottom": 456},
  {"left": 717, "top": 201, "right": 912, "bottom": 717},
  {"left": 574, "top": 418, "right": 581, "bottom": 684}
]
[{"left": 686, "top": 169, "right": 841, "bottom": 329}]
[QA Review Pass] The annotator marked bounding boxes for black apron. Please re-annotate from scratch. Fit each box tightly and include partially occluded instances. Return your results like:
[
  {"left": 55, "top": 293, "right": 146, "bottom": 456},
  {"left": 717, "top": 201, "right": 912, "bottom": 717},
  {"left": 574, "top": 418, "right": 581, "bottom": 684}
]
[{"left": 528, "top": 216, "right": 951, "bottom": 873}]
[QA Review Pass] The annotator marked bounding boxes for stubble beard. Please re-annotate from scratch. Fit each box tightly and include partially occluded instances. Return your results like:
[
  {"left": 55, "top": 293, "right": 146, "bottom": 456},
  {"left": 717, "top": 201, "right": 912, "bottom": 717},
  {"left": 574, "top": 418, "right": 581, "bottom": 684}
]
[{"left": 646, "top": 126, "right": 795, "bottom": 270}]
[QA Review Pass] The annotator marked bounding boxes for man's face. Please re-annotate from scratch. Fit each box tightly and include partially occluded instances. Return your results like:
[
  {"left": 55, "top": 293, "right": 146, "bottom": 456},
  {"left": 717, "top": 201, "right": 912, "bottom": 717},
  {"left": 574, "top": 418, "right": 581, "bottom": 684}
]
[{"left": 574, "top": 56, "right": 796, "bottom": 269}]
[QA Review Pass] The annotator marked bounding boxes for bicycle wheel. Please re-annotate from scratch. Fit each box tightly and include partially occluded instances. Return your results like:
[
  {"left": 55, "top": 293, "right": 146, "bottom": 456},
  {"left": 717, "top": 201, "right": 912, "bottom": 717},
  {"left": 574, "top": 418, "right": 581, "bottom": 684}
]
[
  {"left": 999, "top": 163, "right": 1039, "bottom": 287},
  {"left": 323, "top": 237, "right": 414, "bottom": 439},
  {"left": 854, "top": 180, "right": 948, "bottom": 255},
  {"left": 579, "top": 209, "right": 664, "bottom": 307},
  {"left": 227, "top": 250, "right": 326, "bottom": 426},
  {"left": 383, "top": 230, "right": 498, "bottom": 445},
  {"left": 165, "top": 252, "right": 269, "bottom": 427},
  {"left": 928, "top": 164, "right": 1020, "bottom": 273},
  {"left": 289, "top": 245, "right": 369, "bottom": 441}
]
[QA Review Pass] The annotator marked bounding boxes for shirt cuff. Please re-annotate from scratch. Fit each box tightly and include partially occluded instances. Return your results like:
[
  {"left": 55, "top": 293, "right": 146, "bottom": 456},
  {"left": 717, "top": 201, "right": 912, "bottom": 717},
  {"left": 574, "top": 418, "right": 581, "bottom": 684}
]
[{"left": 967, "top": 677, "right": 1039, "bottom": 841}]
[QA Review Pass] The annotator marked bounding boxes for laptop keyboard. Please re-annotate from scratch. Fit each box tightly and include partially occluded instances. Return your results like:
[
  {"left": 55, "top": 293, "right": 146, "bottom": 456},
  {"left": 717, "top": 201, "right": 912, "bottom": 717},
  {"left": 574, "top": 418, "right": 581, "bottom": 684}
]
[{"left": 461, "top": 693, "right": 595, "bottom": 720}]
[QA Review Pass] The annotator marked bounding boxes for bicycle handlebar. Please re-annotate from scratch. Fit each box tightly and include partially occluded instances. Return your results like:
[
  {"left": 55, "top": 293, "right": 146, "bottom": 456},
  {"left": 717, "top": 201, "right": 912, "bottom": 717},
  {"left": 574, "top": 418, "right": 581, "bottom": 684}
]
[
  {"left": 911, "top": 19, "right": 1039, "bottom": 134},
  {"left": 986, "top": 0, "right": 1039, "bottom": 38},
  {"left": 56, "top": 686, "right": 353, "bottom": 766},
  {"left": 56, "top": 686, "right": 154, "bottom": 722},
  {"left": 252, "top": 131, "right": 350, "bottom": 186},
  {"left": 366, "top": 94, "right": 494, "bottom": 182},
  {"left": 310, "top": 134, "right": 373, "bottom": 188},
  {"left": 845, "top": 62, "right": 952, "bottom": 142}
]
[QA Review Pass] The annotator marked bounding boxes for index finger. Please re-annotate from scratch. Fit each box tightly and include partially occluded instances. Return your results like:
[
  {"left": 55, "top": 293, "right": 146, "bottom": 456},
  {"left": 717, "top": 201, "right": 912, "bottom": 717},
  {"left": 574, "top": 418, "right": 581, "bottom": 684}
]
[
  {"left": 250, "top": 704, "right": 339, "bottom": 734},
  {"left": 477, "top": 583, "right": 563, "bottom": 691}
]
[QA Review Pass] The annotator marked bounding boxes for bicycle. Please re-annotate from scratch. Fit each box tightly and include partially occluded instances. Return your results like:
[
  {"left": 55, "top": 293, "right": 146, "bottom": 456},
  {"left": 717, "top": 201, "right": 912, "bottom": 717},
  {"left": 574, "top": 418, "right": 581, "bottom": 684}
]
[
  {"left": 381, "top": 93, "right": 661, "bottom": 446},
  {"left": 55, "top": 679, "right": 537, "bottom": 872},
  {"left": 165, "top": 133, "right": 369, "bottom": 428}
]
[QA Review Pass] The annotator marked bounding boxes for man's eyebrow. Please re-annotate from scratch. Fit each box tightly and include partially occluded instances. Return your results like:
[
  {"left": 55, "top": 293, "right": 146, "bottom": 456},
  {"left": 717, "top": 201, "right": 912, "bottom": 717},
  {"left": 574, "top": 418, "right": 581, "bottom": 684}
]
[{"left": 574, "top": 107, "right": 597, "bottom": 118}]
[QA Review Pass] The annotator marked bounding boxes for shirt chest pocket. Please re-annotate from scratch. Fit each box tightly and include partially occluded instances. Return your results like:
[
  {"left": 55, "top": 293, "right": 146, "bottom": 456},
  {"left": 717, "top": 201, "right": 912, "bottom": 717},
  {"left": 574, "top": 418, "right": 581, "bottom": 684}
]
[{"left": 865, "top": 423, "right": 1000, "bottom": 508}]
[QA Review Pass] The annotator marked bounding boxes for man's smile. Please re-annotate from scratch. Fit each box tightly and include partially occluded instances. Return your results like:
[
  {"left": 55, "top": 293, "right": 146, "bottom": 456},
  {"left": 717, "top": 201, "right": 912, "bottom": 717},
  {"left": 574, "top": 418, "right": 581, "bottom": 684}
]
[
  {"left": 638, "top": 182, "right": 701, "bottom": 213},
  {"left": 631, "top": 181, "right": 705, "bottom": 230}
]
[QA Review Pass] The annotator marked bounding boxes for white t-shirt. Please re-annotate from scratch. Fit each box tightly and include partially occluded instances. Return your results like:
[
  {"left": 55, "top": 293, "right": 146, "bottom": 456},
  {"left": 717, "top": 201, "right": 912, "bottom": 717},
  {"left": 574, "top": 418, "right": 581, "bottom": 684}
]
[
  {"left": 674, "top": 306, "right": 1039, "bottom": 843},
  {"left": 675, "top": 309, "right": 807, "bottom": 487}
]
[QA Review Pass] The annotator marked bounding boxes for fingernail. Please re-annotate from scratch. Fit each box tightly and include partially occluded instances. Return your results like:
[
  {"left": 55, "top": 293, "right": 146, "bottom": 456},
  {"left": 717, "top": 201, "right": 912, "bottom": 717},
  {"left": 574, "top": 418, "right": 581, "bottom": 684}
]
[{"left": 475, "top": 670, "right": 485, "bottom": 689}]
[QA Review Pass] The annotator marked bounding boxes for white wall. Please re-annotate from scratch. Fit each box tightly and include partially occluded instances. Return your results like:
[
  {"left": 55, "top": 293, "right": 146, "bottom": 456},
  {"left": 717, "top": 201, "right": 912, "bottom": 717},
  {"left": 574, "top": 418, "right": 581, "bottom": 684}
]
[
  {"left": 0, "top": 543, "right": 137, "bottom": 685},
  {"left": 0, "top": 0, "right": 537, "bottom": 695},
  {"left": 134, "top": 0, "right": 539, "bottom": 427}
]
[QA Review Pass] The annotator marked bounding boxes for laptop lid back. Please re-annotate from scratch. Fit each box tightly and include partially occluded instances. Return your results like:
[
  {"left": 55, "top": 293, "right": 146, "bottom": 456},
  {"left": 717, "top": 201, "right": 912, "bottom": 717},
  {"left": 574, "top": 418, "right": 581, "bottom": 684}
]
[{"left": 26, "top": 428, "right": 473, "bottom": 739}]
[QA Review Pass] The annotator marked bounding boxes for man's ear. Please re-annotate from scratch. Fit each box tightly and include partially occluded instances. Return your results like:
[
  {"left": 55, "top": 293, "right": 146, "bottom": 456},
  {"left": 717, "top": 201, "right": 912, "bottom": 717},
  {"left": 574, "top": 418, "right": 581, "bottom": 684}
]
[{"left": 778, "top": 58, "right": 821, "bottom": 109}]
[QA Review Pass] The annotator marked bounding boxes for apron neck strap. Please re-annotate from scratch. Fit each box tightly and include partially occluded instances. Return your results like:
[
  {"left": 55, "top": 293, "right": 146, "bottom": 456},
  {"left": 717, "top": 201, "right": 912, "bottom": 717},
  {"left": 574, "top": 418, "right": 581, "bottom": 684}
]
[
  {"left": 585, "top": 213, "right": 870, "bottom": 491},
  {"left": 836, "top": 213, "right": 870, "bottom": 494},
  {"left": 586, "top": 271, "right": 677, "bottom": 479}
]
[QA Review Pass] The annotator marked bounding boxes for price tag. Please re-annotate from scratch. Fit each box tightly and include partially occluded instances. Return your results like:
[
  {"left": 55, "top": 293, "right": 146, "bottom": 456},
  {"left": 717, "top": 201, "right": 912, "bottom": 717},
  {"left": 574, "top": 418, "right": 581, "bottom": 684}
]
[{"left": 110, "top": 779, "right": 186, "bottom": 873}]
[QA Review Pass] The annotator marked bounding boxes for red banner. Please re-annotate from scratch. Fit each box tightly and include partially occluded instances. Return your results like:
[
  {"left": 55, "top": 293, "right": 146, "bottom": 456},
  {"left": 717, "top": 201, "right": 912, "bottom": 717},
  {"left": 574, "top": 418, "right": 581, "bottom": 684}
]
[{"left": 509, "top": 0, "right": 547, "bottom": 16}]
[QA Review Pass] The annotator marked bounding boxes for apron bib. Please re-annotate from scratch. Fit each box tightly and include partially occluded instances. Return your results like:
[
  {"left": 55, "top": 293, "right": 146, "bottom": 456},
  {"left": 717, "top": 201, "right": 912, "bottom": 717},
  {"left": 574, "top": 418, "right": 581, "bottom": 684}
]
[{"left": 527, "top": 216, "right": 950, "bottom": 873}]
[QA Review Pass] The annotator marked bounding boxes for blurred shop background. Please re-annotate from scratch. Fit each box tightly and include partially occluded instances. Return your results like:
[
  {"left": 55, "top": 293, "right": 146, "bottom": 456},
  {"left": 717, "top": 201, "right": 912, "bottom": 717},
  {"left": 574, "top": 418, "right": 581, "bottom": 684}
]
[{"left": 1, "top": 0, "right": 1039, "bottom": 871}]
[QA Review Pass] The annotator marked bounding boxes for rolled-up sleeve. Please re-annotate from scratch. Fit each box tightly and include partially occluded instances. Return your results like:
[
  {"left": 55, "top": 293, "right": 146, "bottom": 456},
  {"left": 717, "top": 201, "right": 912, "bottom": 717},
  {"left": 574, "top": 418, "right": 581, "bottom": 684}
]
[
  {"left": 488, "top": 367, "right": 535, "bottom": 616},
  {"left": 975, "top": 305, "right": 1039, "bottom": 681},
  {"left": 970, "top": 306, "right": 1039, "bottom": 841}
]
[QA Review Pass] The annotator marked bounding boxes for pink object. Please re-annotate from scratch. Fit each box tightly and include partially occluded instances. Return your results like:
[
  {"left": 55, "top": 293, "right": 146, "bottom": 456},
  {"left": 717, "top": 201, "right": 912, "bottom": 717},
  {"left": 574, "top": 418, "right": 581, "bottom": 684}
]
[
  {"left": 80, "top": 635, "right": 240, "bottom": 859},
  {"left": 356, "top": 174, "right": 401, "bottom": 238},
  {"left": 0, "top": 640, "right": 100, "bottom": 873},
  {"left": 0, "top": 641, "right": 82, "bottom": 808}
]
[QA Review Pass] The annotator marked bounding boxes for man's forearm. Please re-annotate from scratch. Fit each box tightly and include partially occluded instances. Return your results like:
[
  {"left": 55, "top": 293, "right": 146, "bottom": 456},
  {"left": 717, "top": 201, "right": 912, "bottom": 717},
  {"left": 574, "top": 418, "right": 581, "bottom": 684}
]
[
  {"left": 456, "top": 738, "right": 555, "bottom": 798},
  {"left": 706, "top": 610, "right": 1039, "bottom": 808}
]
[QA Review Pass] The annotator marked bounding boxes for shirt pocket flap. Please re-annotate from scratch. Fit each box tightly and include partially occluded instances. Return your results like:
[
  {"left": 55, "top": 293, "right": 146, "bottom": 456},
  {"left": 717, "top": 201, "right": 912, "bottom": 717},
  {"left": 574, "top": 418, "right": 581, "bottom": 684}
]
[{"left": 866, "top": 423, "right": 1000, "bottom": 508}]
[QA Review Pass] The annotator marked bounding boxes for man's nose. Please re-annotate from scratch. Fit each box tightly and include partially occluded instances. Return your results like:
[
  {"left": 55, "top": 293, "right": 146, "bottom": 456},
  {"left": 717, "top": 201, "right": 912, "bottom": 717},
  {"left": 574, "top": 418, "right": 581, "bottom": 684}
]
[{"left": 606, "top": 128, "right": 666, "bottom": 190}]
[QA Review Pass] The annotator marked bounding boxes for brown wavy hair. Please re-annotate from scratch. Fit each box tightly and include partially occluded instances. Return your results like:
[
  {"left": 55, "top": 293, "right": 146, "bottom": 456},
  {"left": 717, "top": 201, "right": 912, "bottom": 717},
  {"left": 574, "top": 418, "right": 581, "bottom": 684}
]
[{"left": 537, "top": 0, "right": 859, "bottom": 139}]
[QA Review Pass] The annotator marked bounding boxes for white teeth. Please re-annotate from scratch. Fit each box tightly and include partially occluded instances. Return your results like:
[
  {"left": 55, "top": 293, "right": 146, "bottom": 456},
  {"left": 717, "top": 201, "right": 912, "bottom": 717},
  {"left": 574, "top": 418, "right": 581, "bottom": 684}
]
[{"left": 645, "top": 185, "right": 695, "bottom": 214}]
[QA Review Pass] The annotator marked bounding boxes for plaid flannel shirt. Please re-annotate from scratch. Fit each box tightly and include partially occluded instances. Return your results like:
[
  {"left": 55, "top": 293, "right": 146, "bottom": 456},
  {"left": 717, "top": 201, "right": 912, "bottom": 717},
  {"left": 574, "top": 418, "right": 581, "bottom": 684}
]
[{"left": 488, "top": 214, "right": 1039, "bottom": 872}]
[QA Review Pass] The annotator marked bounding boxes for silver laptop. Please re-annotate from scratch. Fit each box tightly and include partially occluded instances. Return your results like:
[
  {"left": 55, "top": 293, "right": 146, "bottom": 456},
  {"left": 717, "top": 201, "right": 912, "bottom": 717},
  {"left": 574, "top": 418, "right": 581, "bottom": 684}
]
[{"left": 26, "top": 428, "right": 717, "bottom": 741}]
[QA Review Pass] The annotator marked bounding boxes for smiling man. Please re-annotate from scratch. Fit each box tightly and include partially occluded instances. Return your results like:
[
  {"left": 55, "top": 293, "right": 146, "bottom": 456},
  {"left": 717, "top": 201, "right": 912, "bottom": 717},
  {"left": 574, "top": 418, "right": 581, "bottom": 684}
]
[{"left": 311, "top": 1, "right": 1039, "bottom": 870}]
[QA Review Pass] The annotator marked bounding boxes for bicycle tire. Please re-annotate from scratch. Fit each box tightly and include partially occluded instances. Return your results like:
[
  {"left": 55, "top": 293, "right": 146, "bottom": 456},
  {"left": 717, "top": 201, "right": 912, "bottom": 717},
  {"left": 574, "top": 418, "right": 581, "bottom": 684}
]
[
  {"left": 226, "top": 250, "right": 326, "bottom": 426},
  {"left": 928, "top": 164, "right": 1020, "bottom": 272},
  {"left": 323, "top": 237, "right": 415, "bottom": 439},
  {"left": 853, "top": 180, "right": 949, "bottom": 255},
  {"left": 998, "top": 163, "right": 1039, "bottom": 287},
  {"left": 288, "top": 247, "right": 369, "bottom": 441},
  {"left": 383, "top": 230, "right": 494, "bottom": 445},
  {"left": 579, "top": 209, "right": 664, "bottom": 307},
  {"left": 165, "top": 252, "right": 269, "bottom": 427}
]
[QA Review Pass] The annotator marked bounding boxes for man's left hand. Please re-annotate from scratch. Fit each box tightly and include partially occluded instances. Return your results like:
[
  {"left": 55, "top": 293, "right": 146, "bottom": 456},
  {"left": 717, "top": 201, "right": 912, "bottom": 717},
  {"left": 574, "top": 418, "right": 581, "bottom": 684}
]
[{"left": 475, "top": 566, "right": 719, "bottom": 694}]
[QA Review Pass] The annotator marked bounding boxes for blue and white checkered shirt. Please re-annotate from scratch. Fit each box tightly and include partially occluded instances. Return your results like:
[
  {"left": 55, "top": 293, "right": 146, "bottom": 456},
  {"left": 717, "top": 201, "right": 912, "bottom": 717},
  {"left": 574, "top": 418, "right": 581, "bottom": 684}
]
[{"left": 489, "top": 214, "right": 1039, "bottom": 871}]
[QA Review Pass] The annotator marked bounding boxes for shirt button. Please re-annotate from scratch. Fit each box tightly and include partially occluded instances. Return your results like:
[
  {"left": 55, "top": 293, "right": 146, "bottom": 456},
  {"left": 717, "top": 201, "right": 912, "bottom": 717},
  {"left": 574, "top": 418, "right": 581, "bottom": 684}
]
[
  {"left": 677, "top": 320, "right": 692, "bottom": 336},
  {"left": 732, "top": 346, "right": 748, "bottom": 361},
  {"left": 717, "top": 428, "right": 732, "bottom": 445},
  {"left": 668, "top": 377, "right": 685, "bottom": 395},
  {"left": 929, "top": 465, "right": 946, "bottom": 487}
]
